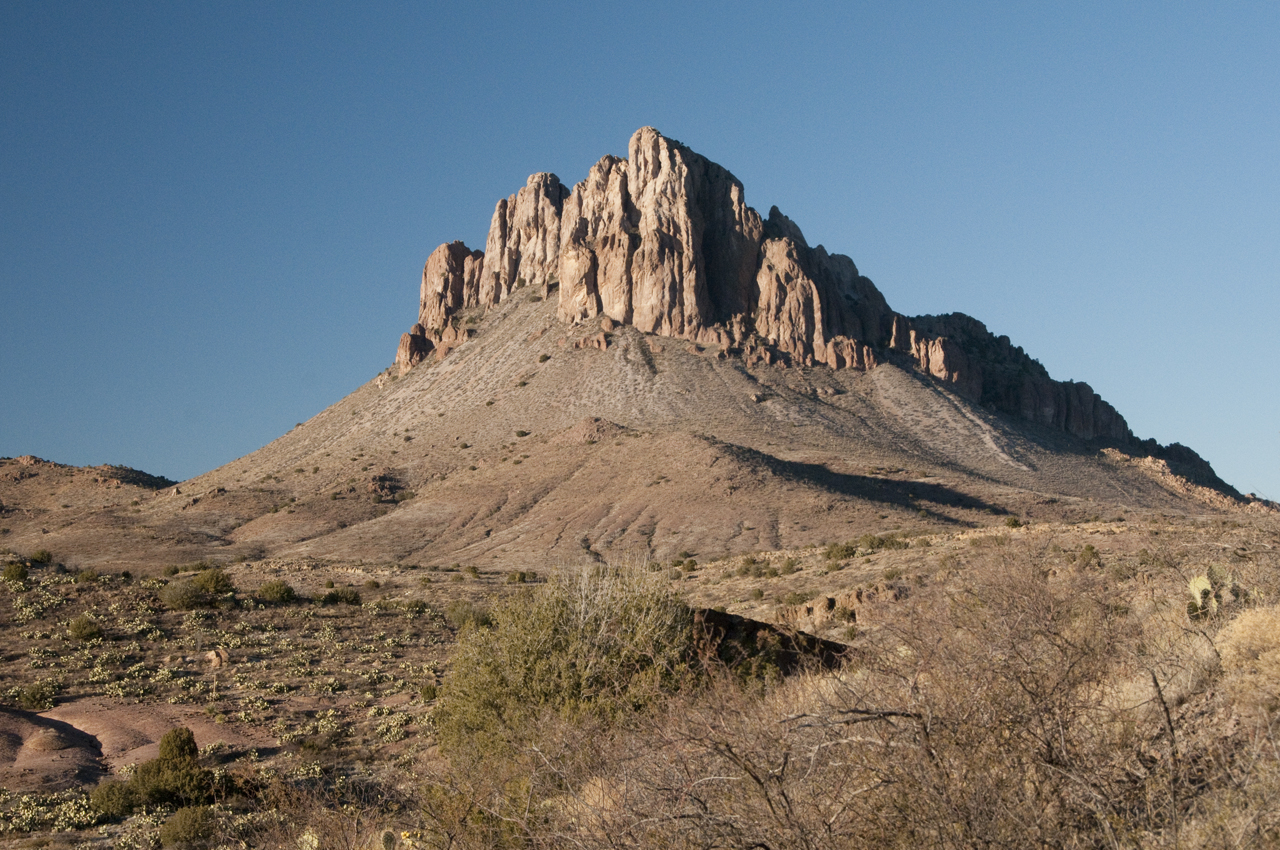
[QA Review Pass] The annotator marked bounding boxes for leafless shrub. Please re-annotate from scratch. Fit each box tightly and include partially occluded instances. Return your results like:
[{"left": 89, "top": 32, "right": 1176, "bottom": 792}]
[{"left": 415, "top": 541, "right": 1280, "bottom": 849}]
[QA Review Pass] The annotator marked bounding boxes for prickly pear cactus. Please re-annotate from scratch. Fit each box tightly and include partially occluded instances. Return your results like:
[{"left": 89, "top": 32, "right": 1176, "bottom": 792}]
[{"left": 1187, "top": 574, "right": 1218, "bottom": 621}]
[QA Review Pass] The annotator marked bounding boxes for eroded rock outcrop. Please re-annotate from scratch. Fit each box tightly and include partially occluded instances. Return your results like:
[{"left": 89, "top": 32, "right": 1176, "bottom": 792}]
[
  {"left": 394, "top": 127, "right": 1132, "bottom": 443},
  {"left": 483, "top": 172, "right": 568, "bottom": 303}
]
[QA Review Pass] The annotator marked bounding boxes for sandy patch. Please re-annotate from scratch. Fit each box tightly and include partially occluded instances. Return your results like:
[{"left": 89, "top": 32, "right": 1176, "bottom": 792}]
[
  {"left": 41, "top": 699, "right": 276, "bottom": 774},
  {"left": 0, "top": 707, "right": 104, "bottom": 793}
]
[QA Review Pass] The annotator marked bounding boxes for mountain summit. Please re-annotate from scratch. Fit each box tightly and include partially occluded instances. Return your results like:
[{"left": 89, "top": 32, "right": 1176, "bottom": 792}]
[
  {"left": 2, "top": 130, "right": 1262, "bottom": 576},
  {"left": 397, "top": 127, "right": 1127, "bottom": 442}
]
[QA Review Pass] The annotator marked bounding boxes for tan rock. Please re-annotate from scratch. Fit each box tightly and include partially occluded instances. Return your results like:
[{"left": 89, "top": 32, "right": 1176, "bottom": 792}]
[
  {"left": 483, "top": 172, "right": 568, "bottom": 304},
  {"left": 626, "top": 127, "right": 763, "bottom": 336},
  {"left": 558, "top": 156, "right": 636, "bottom": 323},
  {"left": 395, "top": 331, "right": 433, "bottom": 376},
  {"left": 402, "top": 126, "right": 1135, "bottom": 444},
  {"left": 574, "top": 332, "right": 608, "bottom": 351},
  {"left": 418, "top": 241, "right": 484, "bottom": 333}
]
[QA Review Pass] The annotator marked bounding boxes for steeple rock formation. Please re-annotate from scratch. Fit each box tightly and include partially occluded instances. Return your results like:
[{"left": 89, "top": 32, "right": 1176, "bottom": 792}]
[{"left": 397, "top": 127, "right": 1129, "bottom": 442}]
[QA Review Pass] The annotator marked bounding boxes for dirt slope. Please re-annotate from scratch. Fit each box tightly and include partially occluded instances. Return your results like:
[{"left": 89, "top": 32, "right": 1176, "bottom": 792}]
[{"left": 1, "top": 295, "right": 1264, "bottom": 574}]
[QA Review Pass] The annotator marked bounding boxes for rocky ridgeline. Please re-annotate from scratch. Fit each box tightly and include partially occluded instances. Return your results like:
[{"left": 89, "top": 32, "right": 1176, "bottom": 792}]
[{"left": 397, "top": 127, "right": 1129, "bottom": 442}]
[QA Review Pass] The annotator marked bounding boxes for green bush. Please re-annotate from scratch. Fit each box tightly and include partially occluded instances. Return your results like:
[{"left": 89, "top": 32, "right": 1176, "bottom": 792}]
[
  {"left": 74, "top": 568, "right": 99, "bottom": 583},
  {"left": 255, "top": 580, "right": 297, "bottom": 605},
  {"left": 1077, "top": 544, "right": 1101, "bottom": 568},
  {"left": 858, "top": 533, "right": 908, "bottom": 551},
  {"left": 130, "top": 727, "right": 212, "bottom": 809},
  {"left": 164, "top": 564, "right": 181, "bottom": 576},
  {"left": 320, "top": 587, "right": 361, "bottom": 605},
  {"left": 67, "top": 614, "right": 103, "bottom": 641},
  {"left": 192, "top": 568, "right": 235, "bottom": 595},
  {"left": 159, "top": 726, "right": 197, "bottom": 761},
  {"left": 434, "top": 565, "right": 694, "bottom": 759},
  {"left": 16, "top": 679, "right": 59, "bottom": 710},
  {"left": 29, "top": 549, "right": 53, "bottom": 565},
  {"left": 159, "top": 805, "right": 216, "bottom": 847},
  {"left": 160, "top": 580, "right": 208, "bottom": 611},
  {"left": 3, "top": 561, "right": 28, "bottom": 581},
  {"left": 825, "top": 542, "right": 857, "bottom": 560},
  {"left": 443, "top": 599, "right": 492, "bottom": 629},
  {"left": 90, "top": 779, "right": 137, "bottom": 820}
]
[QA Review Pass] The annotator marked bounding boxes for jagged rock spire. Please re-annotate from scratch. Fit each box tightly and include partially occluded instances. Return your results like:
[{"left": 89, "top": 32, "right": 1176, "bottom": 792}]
[{"left": 396, "top": 128, "right": 1131, "bottom": 442}]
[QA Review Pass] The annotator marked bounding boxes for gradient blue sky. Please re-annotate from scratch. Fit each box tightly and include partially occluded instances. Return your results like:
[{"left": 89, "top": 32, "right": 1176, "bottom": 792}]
[{"left": 3, "top": 2, "right": 1277, "bottom": 498}]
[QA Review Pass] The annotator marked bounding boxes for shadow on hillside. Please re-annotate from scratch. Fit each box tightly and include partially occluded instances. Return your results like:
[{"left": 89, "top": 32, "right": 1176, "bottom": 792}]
[{"left": 723, "top": 443, "right": 1007, "bottom": 523}]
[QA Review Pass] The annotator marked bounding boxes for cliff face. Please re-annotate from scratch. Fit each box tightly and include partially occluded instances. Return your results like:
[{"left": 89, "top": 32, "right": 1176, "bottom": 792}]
[{"left": 396, "top": 127, "right": 1131, "bottom": 443}]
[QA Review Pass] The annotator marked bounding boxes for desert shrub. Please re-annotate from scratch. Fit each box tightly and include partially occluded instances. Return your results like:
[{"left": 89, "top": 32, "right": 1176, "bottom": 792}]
[
  {"left": 781, "top": 591, "right": 813, "bottom": 606},
  {"left": 29, "top": 549, "right": 53, "bottom": 565},
  {"left": 192, "top": 567, "right": 235, "bottom": 595},
  {"left": 127, "top": 727, "right": 213, "bottom": 810},
  {"left": 363, "top": 579, "right": 381, "bottom": 590},
  {"left": 90, "top": 779, "right": 137, "bottom": 820},
  {"left": 15, "top": 679, "right": 60, "bottom": 710},
  {"left": 857, "top": 533, "right": 908, "bottom": 551},
  {"left": 159, "top": 805, "right": 216, "bottom": 847},
  {"left": 827, "top": 535, "right": 907, "bottom": 559},
  {"left": 444, "top": 599, "right": 492, "bottom": 629},
  {"left": 320, "top": 587, "right": 361, "bottom": 606},
  {"left": 3, "top": 561, "right": 28, "bottom": 581},
  {"left": 160, "top": 726, "right": 198, "bottom": 761},
  {"left": 505, "top": 558, "right": 1149, "bottom": 849},
  {"left": 256, "top": 580, "right": 297, "bottom": 604},
  {"left": 433, "top": 564, "right": 695, "bottom": 760},
  {"left": 825, "top": 541, "right": 857, "bottom": 560},
  {"left": 506, "top": 570, "right": 529, "bottom": 584},
  {"left": 1216, "top": 604, "right": 1280, "bottom": 715},
  {"left": 74, "top": 568, "right": 98, "bottom": 583},
  {"left": 1005, "top": 516, "right": 1023, "bottom": 528},
  {"left": 67, "top": 614, "right": 103, "bottom": 641},
  {"left": 164, "top": 564, "right": 180, "bottom": 576},
  {"left": 160, "top": 579, "right": 208, "bottom": 611}
]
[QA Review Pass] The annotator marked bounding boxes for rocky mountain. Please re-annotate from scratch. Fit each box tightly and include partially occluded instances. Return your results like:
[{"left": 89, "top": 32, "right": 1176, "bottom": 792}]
[
  {"left": 2, "top": 129, "right": 1266, "bottom": 576},
  {"left": 398, "top": 127, "right": 1127, "bottom": 441}
]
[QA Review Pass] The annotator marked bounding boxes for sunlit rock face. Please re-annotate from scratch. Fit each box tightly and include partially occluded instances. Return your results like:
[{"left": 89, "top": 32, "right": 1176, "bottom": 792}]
[{"left": 395, "top": 127, "right": 1131, "bottom": 442}]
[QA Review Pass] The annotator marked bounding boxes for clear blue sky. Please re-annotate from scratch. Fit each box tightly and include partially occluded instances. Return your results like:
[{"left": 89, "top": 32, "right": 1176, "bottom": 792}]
[{"left": 3, "top": 2, "right": 1277, "bottom": 498}]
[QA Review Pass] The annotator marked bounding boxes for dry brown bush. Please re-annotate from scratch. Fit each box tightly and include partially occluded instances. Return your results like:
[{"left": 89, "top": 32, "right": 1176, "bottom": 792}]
[{"left": 416, "top": 542, "right": 1280, "bottom": 849}]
